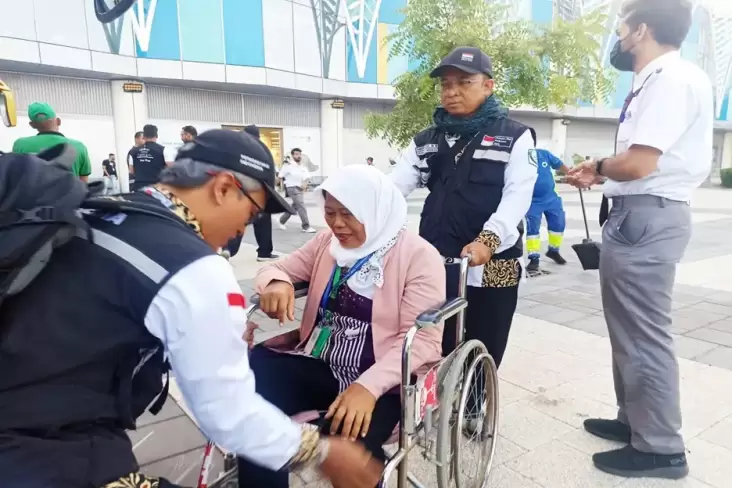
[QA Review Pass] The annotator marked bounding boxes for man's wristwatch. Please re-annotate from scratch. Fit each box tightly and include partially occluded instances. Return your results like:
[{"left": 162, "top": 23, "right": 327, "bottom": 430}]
[{"left": 595, "top": 158, "right": 606, "bottom": 176}]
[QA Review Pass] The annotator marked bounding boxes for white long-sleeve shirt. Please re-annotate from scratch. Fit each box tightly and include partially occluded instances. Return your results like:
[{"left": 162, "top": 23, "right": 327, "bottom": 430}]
[
  {"left": 144, "top": 254, "right": 300, "bottom": 470},
  {"left": 390, "top": 130, "right": 537, "bottom": 286},
  {"left": 279, "top": 162, "right": 310, "bottom": 188}
]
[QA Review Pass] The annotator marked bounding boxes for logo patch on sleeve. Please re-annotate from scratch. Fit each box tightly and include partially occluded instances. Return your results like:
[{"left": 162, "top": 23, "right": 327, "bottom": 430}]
[{"left": 227, "top": 293, "right": 246, "bottom": 308}]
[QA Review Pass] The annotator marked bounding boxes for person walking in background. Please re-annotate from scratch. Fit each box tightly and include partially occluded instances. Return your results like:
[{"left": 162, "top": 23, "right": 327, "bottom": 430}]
[
  {"left": 525, "top": 148, "right": 570, "bottom": 274},
  {"left": 567, "top": 0, "right": 711, "bottom": 479},
  {"left": 102, "top": 153, "right": 119, "bottom": 194},
  {"left": 128, "top": 124, "right": 168, "bottom": 191},
  {"left": 12, "top": 102, "right": 91, "bottom": 182},
  {"left": 181, "top": 125, "right": 197, "bottom": 143},
  {"left": 279, "top": 148, "right": 316, "bottom": 233}
]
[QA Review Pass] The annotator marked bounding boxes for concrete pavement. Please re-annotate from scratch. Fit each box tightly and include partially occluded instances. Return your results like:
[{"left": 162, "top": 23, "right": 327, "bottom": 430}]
[{"left": 133, "top": 186, "right": 732, "bottom": 487}]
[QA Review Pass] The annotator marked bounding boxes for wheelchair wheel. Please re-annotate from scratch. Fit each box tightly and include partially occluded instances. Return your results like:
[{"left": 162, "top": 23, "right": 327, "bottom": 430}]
[{"left": 434, "top": 340, "right": 499, "bottom": 488}]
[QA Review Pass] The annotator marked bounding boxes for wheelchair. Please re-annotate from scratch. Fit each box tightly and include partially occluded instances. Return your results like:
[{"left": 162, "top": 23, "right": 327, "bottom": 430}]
[{"left": 200, "top": 257, "right": 499, "bottom": 488}]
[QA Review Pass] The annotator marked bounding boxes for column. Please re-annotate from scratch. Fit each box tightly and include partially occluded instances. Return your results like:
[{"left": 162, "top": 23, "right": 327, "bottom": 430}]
[
  {"left": 111, "top": 80, "right": 148, "bottom": 192},
  {"left": 550, "top": 118, "right": 569, "bottom": 161},
  {"left": 721, "top": 131, "right": 732, "bottom": 170},
  {"left": 320, "top": 100, "right": 344, "bottom": 178}
]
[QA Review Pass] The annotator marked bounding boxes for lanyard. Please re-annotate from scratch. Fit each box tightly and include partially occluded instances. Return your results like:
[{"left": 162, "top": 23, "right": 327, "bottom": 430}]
[
  {"left": 320, "top": 254, "right": 373, "bottom": 312},
  {"left": 619, "top": 68, "right": 662, "bottom": 123}
]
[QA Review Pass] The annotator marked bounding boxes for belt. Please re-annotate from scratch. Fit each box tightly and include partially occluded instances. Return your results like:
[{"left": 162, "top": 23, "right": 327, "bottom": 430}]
[
  {"left": 600, "top": 194, "right": 688, "bottom": 225},
  {"left": 610, "top": 194, "right": 690, "bottom": 209}
]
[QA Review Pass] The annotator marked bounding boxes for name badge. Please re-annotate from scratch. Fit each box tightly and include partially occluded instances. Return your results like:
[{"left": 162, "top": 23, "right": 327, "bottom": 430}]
[
  {"left": 303, "top": 326, "right": 331, "bottom": 358},
  {"left": 482, "top": 135, "right": 514, "bottom": 149},
  {"left": 415, "top": 144, "right": 438, "bottom": 157}
]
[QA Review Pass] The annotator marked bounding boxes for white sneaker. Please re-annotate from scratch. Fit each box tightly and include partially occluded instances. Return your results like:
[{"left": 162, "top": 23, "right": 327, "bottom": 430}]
[
  {"left": 302, "top": 227, "right": 317, "bottom": 234},
  {"left": 278, "top": 222, "right": 287, "bottom": 231}
]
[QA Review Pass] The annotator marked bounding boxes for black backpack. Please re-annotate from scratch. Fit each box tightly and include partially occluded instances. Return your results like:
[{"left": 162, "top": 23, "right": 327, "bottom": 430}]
[{"left": 0, "top": 144, "right": 186, "bottom": 310}]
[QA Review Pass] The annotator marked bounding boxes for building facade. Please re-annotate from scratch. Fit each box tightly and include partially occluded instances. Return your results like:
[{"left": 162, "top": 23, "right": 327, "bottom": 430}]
[{"left": 0, "top": 0, "right": 731, "bottom": 184}]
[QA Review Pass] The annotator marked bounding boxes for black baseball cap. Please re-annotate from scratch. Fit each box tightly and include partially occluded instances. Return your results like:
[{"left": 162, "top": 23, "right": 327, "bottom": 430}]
[
  {"left": 176, "top": 129, "right": 293, "bottom": 215},
  {"left": 430, "top": 47, "right": 493, "bottom": 78},
  {"left": 243, "top": 124, "right": 260, "bottom": 139}
]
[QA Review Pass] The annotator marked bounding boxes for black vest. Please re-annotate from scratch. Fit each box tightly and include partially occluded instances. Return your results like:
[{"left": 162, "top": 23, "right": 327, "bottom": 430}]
[
  {"left": 415, "top": 119, "right": 536, "bottom": 259},
  {"left": 0, "top": 194, "right": 214, "bottom": 434},
  {"left": 130, "top": 142, "right": 167, "bottom": 187}
]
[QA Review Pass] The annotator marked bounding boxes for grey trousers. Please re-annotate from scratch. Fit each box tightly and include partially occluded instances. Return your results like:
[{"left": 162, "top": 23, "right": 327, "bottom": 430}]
[
  {"left": 599, "top": 194, "right": 691, "bottom": 455},
  {"left": 280, "top": 186, "right": 310, "bottom": 229}
]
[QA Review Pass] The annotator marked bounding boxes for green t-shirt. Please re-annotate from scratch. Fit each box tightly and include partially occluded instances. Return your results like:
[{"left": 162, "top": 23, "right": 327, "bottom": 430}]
[{"left": 12, "top": 132, "right": 92, "bottom": 177}]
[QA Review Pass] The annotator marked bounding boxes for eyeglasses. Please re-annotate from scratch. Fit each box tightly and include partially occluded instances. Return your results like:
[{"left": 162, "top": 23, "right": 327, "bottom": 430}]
[{"left": 207, "top": 171, "right": 264, "bottom": 225}]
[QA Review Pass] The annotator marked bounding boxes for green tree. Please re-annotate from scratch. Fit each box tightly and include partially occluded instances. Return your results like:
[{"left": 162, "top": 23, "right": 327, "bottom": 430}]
[{"left": 365, "top": 0, "right": 615, "bottom": 148}]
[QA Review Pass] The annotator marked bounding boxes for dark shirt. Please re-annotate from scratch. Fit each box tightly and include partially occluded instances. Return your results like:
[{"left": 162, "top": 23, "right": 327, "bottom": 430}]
[
  {"left": 102, "top": 159, "right": 117, "bottom": 177},
  {"left": 128, "top": 142, "right": 166, "bottom": 188}
]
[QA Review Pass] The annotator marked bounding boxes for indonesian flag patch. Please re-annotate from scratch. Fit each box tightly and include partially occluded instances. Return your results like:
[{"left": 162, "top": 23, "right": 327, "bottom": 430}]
[
  {"left": 482, "top": 135, "right": 495, "bottom": 146},
  {"left": 227, "top": 293, "right": 246, "bottom": 308}
]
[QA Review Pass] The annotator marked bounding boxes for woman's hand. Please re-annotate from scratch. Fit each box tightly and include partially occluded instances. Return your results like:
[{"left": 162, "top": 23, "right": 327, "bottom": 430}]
[
  {"left": 325, "top": 383, "right": 377, "bottom": 441},
  {"left": 259, "top": 280, "right": 295, "bottom": 324},
  {"left": 242, "top": 322, "right": 259, "bottom": 349}
]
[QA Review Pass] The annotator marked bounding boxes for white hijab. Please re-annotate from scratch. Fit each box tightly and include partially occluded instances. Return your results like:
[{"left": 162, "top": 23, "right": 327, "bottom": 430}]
[{"left": 316, "top": 165, "right": 408, "bottom": 298}]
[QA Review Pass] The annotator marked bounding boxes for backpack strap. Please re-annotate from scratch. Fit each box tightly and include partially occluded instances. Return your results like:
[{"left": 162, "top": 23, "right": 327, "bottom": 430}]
[{"left": 0, "top": 207, "right": 89, "bottom": 231}]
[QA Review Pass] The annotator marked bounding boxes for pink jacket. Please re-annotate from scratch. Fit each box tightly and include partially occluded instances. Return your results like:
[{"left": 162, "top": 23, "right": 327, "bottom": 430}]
[{"left": 255, "top": 230, "right": 446, "bottom": 398}]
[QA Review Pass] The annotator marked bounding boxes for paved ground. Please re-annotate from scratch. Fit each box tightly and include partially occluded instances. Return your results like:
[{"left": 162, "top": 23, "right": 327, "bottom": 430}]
[{"left": 132, "top": 185, "right": 732, "bottom": 487}]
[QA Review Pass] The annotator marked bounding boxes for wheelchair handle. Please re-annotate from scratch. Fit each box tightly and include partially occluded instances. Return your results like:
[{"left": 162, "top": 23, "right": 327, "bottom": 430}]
[{"left": 245, "top": 282, "right": 310, "bottom": 321}]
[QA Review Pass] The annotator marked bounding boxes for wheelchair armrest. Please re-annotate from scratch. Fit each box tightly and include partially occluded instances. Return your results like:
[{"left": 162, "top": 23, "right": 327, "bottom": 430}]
[
  {"left": 415, "top": 297, "right": 468, "bottom": 328},
  {"left": 248, "top": 281, "right": 310, "bottom": 308}
]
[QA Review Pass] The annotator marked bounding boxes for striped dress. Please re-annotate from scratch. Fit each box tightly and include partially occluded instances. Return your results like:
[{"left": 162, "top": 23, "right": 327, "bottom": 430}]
[{"left": 317, "top": 279, "right": 375, "bottom": 392}]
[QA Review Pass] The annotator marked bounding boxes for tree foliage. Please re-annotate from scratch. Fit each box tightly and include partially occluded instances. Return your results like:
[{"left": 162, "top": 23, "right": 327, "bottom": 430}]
[{"left": 365, "top": 0, "right": 615, "bottom": 148}]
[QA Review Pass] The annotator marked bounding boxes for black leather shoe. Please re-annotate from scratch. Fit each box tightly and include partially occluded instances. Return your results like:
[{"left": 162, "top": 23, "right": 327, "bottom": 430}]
[
  {"left": 526, "top": 258, "right": 540, "bottom": 273},
  {"left": 593, "top": 445, "right": 689, "bottom": 479},
  {"left": 584, "top": 418, "right": 631, "bottom": 443},
  {"left": 545, "top": 249, "right": 567, "bottom": 265}
]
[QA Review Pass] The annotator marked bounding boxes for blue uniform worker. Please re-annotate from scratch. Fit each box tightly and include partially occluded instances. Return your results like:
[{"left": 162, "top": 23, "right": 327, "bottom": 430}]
[{"left": 525, "top": 149, "right": 570, "bottom": 271}]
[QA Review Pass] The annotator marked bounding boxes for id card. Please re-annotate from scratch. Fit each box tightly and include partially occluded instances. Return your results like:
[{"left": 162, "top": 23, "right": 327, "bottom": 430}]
[{"left": 304, "top": 326, "right": 331, "bottom": 358}]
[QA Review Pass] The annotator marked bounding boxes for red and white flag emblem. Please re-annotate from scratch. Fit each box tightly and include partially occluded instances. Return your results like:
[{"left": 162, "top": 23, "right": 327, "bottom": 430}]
[
  {"left": 482, "top": 135, "right": 495, "bottom": 146},
  {"left": 227, "top": 293, "right": 246, "bottom": 308}
]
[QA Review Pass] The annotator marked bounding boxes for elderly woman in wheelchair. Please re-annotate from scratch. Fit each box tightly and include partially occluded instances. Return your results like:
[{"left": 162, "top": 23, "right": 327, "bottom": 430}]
[{"left": 237, "top": 166, "right": 445, "bottom": 487}]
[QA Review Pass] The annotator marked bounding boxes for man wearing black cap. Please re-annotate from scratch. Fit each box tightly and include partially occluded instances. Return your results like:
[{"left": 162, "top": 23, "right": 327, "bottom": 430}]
[
  {"left": 391, "top": 47, "right": 537, "bottom": 372},
  {"left": 223, "top": 125, "right": 279, "bottom": 262},
  {"left": 0, "top": 129, "right": 383, "bottom": 488}
]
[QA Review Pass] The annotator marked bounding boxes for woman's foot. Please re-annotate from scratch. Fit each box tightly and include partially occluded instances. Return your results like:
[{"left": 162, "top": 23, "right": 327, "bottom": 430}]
[
  {"left": 302, "top": 227, "right": 317, "bottom": 233},
  {"left": 278, "top": 222, "right": 287, "bottom": 231}
]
